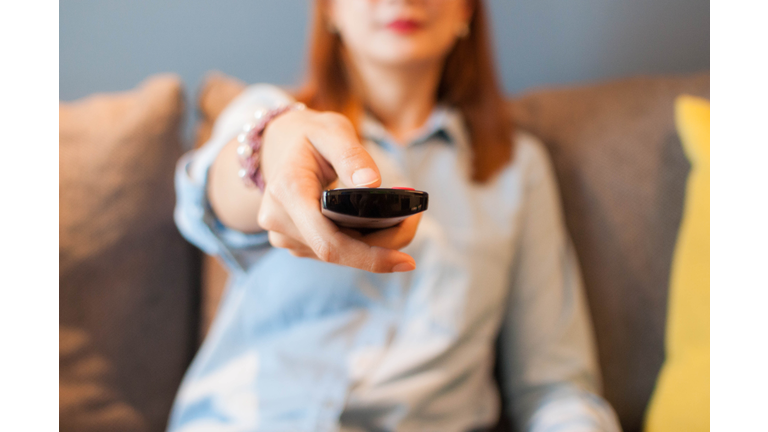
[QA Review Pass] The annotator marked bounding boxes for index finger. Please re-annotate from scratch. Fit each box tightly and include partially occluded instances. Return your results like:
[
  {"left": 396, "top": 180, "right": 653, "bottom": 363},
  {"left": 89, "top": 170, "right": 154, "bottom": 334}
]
[{"left": 274, "top": 174, "right": 415, "bottom": 273}]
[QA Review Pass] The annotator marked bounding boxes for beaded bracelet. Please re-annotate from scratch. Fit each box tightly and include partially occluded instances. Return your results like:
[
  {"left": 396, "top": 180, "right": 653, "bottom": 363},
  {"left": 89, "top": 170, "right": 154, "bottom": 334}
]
[{"left": 236, "top": 102, "right": 306, "bottom": 191}]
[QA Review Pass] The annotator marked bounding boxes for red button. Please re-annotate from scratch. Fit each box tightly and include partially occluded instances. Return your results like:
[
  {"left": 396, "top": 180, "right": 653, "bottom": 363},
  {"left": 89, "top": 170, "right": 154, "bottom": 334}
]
[{"left": 392, "top": 187, "right": 415, "bottom": 190}]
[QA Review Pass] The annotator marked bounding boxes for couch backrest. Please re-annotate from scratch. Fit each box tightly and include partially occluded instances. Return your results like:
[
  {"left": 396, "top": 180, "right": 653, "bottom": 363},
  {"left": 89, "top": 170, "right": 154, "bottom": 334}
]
[{"left": 510, "top": 72, "right": 709, "bottom": 432}]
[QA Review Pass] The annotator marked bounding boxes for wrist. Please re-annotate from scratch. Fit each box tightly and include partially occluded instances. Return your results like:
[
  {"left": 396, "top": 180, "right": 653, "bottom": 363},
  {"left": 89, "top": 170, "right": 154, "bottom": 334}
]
[{"left": 236, "top": 102, "right": 306, "bottom": 191}]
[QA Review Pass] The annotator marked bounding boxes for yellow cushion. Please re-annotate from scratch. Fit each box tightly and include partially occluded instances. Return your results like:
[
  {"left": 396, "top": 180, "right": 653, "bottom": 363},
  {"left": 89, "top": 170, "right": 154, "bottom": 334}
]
[{"left": 644, "top": 95, "right": 710, "bottom": 432}]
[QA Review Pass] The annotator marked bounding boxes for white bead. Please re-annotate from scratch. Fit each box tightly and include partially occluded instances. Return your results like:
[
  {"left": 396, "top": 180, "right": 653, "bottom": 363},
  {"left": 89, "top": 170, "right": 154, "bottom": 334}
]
[
  {"left": 236, "top": 144, "right": 253, "bottom": 157},
  {"left": 238, "top": 168, "right": 248, "bottom": 178},
  {"left": 254, "top": 110, "right": 266, "bottom": 119},
  {"left": 237, "top": 132, "right": 247, "bottom": 143},
  {"left": 243, "top": 122, "right": 254, "bottom": 132}
]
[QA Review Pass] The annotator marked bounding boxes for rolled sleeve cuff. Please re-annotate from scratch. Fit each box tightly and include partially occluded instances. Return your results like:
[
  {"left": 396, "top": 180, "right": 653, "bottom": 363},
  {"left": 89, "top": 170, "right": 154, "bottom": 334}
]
[
  {"left": 517, "top": 384, "right": 622, "bottom": 432},
  {"left": 174, "top": 152, "right": 269, "bottom": 274}
]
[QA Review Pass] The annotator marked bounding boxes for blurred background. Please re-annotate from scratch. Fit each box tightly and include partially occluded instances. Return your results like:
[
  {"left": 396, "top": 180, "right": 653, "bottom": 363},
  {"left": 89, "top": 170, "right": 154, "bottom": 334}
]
[{"left": 60, "top": 0, "right": 709, "bottom": 140}]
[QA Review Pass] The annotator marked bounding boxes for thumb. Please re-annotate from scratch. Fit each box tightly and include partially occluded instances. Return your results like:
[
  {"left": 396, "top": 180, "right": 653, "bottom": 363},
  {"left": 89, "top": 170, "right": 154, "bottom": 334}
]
[{"left": 306, "top": 113, "right": 381, "bottom": 188}]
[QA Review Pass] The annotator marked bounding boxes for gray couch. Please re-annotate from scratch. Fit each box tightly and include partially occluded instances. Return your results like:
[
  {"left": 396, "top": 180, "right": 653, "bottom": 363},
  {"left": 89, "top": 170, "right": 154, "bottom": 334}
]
[{"left": 59, "top": 71, "right": 709, "bottom": 432}]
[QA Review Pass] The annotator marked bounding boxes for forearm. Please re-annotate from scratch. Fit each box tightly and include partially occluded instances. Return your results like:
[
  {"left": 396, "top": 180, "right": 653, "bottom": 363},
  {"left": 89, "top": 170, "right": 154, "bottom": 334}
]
[
  {"left": 207, "top": 137, "right": 264, "bottom": 233},
  {"left": 500, "top": 138, "right": 621, "bottom": 430}
]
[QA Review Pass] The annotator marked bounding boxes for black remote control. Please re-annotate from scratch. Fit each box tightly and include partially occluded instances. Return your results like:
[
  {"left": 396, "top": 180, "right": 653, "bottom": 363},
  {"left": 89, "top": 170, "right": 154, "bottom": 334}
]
[{"left": 321, "top": 187, "right": 429, "bottom": 229}]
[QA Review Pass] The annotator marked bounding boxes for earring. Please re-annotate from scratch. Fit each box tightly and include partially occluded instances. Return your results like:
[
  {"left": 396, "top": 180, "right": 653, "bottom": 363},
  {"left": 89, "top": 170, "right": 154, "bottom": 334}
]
[{"left": 457, "top": 22, "right": 469, "bottom": 38}]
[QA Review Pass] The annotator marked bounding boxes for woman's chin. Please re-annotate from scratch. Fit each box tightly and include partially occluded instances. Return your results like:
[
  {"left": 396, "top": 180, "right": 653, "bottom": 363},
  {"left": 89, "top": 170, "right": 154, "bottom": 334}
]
[
  {"left": 366, "top": 48, "right": 448, "bottom": 69},
  {"left": 354, "top": 35, "right": 453, "bottom": 67}
]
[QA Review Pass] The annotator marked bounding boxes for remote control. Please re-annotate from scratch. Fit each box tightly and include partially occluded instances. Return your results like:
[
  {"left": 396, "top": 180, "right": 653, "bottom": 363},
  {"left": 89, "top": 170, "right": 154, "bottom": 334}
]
[{"left": 321, "top": 187, "right": 428, "bottom": 229}]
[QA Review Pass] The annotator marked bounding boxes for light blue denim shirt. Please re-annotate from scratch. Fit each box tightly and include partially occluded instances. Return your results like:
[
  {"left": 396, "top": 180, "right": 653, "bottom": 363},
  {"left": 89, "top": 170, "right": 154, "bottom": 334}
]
[{"left": 168, "top": 84, "right": 622, "bottom": 432}]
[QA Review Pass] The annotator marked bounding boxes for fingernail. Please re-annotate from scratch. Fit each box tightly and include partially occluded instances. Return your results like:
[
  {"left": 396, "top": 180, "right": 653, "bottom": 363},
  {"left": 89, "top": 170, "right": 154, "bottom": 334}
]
[
  {"left": 352, "top": 168, "right": 379, "bottom": 186},
  {"left": 392, "top": 262, "right": 416, "bottom": 273}
]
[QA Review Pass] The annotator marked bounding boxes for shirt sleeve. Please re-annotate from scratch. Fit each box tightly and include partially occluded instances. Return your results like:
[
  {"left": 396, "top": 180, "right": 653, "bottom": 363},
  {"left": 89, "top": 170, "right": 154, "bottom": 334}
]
[
  {"left": 498, "top": 135, "right": 622, "bottom": 432},
  {"left": 173, "top": 84, "right": 295, "bottom": 274}
]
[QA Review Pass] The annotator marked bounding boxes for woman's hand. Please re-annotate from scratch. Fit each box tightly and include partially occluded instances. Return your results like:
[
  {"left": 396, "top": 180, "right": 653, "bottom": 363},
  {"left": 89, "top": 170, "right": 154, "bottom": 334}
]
[{"left": 257, "top": 108, "right": 419, "bottom": 273}]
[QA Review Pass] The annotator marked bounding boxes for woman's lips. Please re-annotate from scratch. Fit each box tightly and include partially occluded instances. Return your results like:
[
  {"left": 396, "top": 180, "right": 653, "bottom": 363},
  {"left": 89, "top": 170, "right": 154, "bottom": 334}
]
[{"left": 386, "top": 19, "right": 423, "bottom": 34}]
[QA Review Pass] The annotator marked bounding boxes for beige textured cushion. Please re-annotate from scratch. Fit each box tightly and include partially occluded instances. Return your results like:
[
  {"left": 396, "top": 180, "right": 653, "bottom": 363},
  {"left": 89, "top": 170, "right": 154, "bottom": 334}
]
[
  {"left": 510, "top": 72, "right": 709, "bottom": 432},
  {"left": 60, "top": 75, "right": 195, "bottom": 432}
]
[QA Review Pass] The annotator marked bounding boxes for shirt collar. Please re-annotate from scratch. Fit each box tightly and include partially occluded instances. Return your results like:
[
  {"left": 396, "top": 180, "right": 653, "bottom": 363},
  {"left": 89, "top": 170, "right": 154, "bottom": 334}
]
[{"left": 359, "top": 105, "right": 470, "bottom": 152}]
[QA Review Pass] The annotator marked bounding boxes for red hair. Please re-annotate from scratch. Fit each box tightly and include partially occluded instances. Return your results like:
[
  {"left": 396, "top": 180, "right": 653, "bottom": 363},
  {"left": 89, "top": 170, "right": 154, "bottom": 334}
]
[{"left": 295, "top": 0, "right": 514, "bottom": 182}]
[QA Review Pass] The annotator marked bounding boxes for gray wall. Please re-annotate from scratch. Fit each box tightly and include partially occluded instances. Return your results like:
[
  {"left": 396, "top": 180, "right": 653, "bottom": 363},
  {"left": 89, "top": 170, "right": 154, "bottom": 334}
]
[{"left": 60, "top": 0, "right": 709, "bottom": 138}]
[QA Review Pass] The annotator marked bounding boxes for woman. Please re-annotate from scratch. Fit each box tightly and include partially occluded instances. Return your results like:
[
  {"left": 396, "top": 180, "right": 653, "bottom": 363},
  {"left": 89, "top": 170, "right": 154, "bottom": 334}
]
[{"left": 169, "top": 0, "right": 621, "bottom": 431}]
